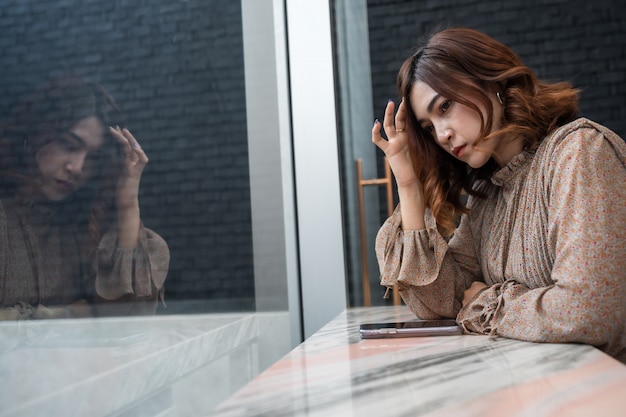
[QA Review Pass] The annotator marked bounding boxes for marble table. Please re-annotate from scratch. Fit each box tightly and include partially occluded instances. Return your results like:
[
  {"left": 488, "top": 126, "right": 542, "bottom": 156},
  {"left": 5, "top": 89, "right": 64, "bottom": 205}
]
[{"left": 212, "top": 306, "right": 626, "bottom": 416}]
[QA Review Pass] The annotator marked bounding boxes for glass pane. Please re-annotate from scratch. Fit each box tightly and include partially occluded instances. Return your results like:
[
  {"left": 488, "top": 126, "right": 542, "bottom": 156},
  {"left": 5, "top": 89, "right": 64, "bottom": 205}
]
[
  {"left": 0, "top": 0, "right": 254, "bottom": 315},
  {"left": 332, "top": 0, "right": 396, "bottom": 308},
  {"left": 0, "top": 0, "right": 295, "bottom": 414}
]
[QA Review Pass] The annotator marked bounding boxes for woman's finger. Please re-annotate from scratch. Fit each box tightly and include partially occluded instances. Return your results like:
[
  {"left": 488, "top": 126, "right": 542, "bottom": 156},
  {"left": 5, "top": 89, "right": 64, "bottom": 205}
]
[
  {"left": 121, "top": 128, "right": 141, "bottom": 150},
  {"left": 382, "top": 100, "right": 396, "bottom": 135},
  {"left": 109, "top": 127, "right": 148, "bottom": 164},
  {"left": 121, "top": 128, "right": 148, "bottom": 164},
  {"left": 395, "top": 98, "right": 407, "bottom": 132},
  {"left": 110, "top": 126, "right": 130, "bottom": 151},
  {"left": 372, "top": 119, "right": 388, "bottom": 152}
]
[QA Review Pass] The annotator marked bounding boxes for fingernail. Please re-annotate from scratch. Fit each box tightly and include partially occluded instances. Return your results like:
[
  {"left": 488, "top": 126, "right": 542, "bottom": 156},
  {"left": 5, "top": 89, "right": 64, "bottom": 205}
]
[
  {"left": 387, "top": 99, "right": 393, "bottom": 103},
  {"left": 373, "top": 118, "right": 379, "bottom": 126}
]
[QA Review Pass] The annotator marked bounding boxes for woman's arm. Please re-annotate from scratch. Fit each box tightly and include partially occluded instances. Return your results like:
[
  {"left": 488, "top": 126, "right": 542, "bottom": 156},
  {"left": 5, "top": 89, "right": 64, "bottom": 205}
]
[
  {"left": 372, "top": 99, "right": 483, "bottom": 318},
  {"left": 376, "top": 202, "right": 483, "bottom": 319},
  {"left": 90, "top": 128, "right": 169, "bottom": 316},
  {"left": 91, "top": 226, "right": 169, "bottom": 316},
  {"left": 372, "top": 99, "right": 426, "bottom": 230},
  {"left": 458, "top": 125, "right": 626, "bottom": 358},
  {"left": 109, "top": 126, "right": 148, "bottom": 249}
]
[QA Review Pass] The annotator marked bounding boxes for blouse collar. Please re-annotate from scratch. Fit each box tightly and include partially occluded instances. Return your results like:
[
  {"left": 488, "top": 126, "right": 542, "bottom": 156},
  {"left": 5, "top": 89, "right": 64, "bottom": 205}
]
[{"left": 490, "top": 150, "right": 534, "bottom": 187}]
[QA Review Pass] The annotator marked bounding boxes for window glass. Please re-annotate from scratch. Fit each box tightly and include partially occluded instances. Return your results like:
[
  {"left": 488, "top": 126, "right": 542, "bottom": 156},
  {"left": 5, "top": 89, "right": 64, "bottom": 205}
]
[
  {"left": 0, "top": 0, "right": 255, "bottom": 314},
  {"left": 0, "top": 0, "right": 295, "bottom": 414}
]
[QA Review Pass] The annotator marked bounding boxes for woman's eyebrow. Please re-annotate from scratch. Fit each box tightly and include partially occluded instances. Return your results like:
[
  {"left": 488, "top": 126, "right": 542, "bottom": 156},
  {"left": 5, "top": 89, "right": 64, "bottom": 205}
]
[
  {"left": 427, "top": 93, "right": 441, "bottom": 113},
  {"left": 66, "top": 131, "right": 86, "bottom": 146},
  {"left": 417, "top": 93, "right": 441, "bottom": 124}
]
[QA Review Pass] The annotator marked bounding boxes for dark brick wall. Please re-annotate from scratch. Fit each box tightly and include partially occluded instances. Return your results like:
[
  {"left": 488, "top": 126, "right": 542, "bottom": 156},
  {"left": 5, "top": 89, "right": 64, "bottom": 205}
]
[
  {"left": 0, "top": 0, "right": 254, "bottom": 312},
  {"left": 367, "top": 0, "right": 626, "bottom": 139}
]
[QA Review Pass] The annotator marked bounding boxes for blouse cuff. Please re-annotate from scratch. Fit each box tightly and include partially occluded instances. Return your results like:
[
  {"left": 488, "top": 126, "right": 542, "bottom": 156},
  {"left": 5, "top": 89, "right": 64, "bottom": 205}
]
[
  {"left": 95, "top": 228, "right": 169, "bottom": 300},
  {"left": 457, "top": 280, "right": 518, "bottom": 336},
  {"left": 378, "top": 206, "right": 449, "bottom": 289}
]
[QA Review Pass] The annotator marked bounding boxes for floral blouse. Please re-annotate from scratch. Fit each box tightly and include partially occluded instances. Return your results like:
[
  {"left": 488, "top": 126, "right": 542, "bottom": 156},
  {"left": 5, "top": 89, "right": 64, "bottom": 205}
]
[
  {"left": 0, "top": 197, "right": 169, "bottom": 319},
  {"left": 376, "top": 118, "right": 626, "bottom": 363}
]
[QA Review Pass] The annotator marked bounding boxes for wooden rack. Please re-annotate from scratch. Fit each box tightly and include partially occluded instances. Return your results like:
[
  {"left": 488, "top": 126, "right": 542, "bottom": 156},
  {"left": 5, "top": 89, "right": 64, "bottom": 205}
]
[{"left": 356, "top": 157, "right": 400, "bottom": 306}]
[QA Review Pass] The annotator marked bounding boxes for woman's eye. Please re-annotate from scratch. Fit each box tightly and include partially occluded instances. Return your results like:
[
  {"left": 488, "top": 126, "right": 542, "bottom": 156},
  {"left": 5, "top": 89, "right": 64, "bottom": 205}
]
[
  {"left": 57, "top": 137, "right": 78, "bottom": 151},
  {"left": 87, "top": 152, "right": 104, "bottom": 167},
  {"left": 424, "top": 125, "right": 434, "bottom": 135},
  {"left": 441, "top": 100, "right": 451, "bottom": 113},
  {"left": 90, "top": 152, "right": 104, "bottom": 164}
]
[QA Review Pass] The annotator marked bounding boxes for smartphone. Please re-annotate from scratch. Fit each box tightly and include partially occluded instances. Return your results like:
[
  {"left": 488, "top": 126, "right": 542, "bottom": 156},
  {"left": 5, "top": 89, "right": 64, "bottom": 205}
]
[{"left": 359, "top": 319, "right": 462, "bottom": 339}]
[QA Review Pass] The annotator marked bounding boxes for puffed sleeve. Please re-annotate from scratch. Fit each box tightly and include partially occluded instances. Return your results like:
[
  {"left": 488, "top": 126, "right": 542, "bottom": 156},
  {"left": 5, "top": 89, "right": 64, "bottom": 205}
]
[
  {"left": 93, "top": 226, "right": 169, "bottom": 308},
  {"left": 376, "top": 203, "right": 482, "bottom": 319},
  {"left": 457, "top": 122, "right": 626, "bottom": 360}
]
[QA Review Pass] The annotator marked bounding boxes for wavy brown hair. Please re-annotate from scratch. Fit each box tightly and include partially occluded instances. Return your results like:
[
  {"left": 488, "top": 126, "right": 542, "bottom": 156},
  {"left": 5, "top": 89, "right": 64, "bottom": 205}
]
[
  {"left": 397, "top": 28, "right": 579, "bottom": 236},
  {"left": 0, "top": 77, "right": 124, "bottom": 251}
]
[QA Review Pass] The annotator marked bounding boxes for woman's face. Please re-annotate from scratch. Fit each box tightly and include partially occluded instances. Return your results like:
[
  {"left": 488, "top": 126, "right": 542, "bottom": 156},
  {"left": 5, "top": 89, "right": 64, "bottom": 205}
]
[
  {"left": 410, "top": 80, "right": 517, "bottom": 168},
  {"left": 35, "top": 116, "right": 105, "bottom": 201}
]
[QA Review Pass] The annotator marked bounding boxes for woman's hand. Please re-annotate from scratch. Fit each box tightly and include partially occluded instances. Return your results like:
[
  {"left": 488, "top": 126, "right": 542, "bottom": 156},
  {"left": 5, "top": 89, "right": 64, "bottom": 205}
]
[
  {"left": 109, "top": 126, "right": 148, "bottom": 248},
  {"left": 373, "top": 99, "right": 426, "bottom": 230},
  {"left": 463, "top": 281, "right": 489, "bottom": 307},
  {"left": 109, "top": 126, "right": 149, "bottom": 210},
  {"left": 372, "top": 99, "right": 419, "bottom": 189}
]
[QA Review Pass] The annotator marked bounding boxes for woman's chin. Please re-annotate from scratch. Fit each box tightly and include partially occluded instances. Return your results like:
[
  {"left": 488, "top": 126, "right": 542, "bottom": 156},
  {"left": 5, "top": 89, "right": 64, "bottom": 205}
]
[{"left": 39, "top": 185, "right": 73, "bottom": 202}]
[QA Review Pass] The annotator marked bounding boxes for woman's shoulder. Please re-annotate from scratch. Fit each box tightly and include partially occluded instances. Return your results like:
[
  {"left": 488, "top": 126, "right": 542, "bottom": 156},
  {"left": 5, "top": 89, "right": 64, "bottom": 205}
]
[
  {"left": 537, "top": 117, "right": 626, "bottom": 161},
  {"left": 543, "top": 118, "right": 624, "bottom": 148}
]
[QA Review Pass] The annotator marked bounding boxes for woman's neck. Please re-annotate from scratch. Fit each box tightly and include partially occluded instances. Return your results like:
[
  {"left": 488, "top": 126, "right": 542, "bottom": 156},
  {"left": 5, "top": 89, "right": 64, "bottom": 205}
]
[{"left": 494, "top": 136, "right": 526, "bottom": 167}]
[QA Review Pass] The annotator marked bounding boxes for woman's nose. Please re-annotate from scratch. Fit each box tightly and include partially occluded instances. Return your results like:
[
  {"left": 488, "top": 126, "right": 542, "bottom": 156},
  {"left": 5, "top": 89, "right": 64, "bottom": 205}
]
[
  {"left": 65, "top": 153, "right": 86, "bottom": 174},
  {"left": 436, "top": 125, "right": 452, "bottom": 146}
]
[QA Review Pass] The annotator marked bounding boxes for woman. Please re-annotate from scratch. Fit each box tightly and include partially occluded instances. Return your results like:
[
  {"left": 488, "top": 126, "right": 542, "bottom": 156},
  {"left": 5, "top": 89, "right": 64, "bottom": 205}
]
[
  {"left": 0, "top": 77, "right": 169, "bottom": 319},
  {"left": 372, "top": 28, "right": 626, "bottom": 362}
]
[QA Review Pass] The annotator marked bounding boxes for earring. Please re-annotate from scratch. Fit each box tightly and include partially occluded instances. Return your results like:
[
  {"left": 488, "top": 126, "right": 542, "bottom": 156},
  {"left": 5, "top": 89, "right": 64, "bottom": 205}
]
[{"left": 496, "top": 92, "right": 504, "bottom": 105}]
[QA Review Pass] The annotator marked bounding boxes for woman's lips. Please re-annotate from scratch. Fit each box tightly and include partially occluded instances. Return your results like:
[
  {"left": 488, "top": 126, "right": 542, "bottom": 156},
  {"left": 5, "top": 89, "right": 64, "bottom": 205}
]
[
  {"left": 55, "top": 179, "right": 75, "bottom": 193},
  {"left": 452, "top": 144, "right": 466, "bottom": 158}
]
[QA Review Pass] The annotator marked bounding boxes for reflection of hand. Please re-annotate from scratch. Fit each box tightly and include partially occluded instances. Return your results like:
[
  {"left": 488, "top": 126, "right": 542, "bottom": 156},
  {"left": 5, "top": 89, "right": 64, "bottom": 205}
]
[
  {"left": 462, "top": 281, "right": 489, "bottom": 307},
  {"left": 66, "top": 299, "right": 94, "bottom": 318},
  {"left": 32, "top": 304, "right": 58, "bottom": 319},
  {"left": 0, "top": 305, "right": 26, "bottom": 320},
  {"left": 109, "top": 126, "right": 149, "bottom": 210},
  {"left": 372, "top": 99, "right": 419, "bottom": 189},
  {"left": 109, "top": 127, "right": 145, "bottom": 248}
]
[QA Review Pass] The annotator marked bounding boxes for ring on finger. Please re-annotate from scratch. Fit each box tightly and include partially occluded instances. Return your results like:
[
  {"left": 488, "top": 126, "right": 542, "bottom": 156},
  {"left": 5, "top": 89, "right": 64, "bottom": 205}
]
[{"left": 396, "top": 128, "right": 405, "bottom": 133}]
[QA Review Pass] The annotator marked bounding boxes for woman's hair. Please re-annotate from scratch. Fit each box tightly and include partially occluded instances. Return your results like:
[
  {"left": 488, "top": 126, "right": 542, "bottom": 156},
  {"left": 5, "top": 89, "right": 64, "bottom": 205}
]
[
  {"left": 397, "top": 27, "right": 580, "bottom": 236},
  {"left": 0, "top": 77, "right": 124, "bottom": 248}
]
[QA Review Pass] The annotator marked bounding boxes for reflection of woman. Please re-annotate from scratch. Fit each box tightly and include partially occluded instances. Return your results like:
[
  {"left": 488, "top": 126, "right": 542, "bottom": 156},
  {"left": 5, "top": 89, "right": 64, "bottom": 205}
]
[
  {"left": 0, "top": 78, "right": 169, "bottom": 319},
  {"left": 373, "top": 28, "right": 626, "bottom": 362}
]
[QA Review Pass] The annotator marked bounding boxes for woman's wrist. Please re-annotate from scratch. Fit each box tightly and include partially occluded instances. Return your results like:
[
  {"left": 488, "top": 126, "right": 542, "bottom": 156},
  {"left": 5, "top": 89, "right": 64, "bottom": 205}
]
[
  {"left": 397, "top": 183, "right": 426, "bottom": 230},
  {"left": 116, "top": 187, "right": 140, "bottom": 211},
  {"left": 117, "top": 205, "right": 141, "bottom": 248}
]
